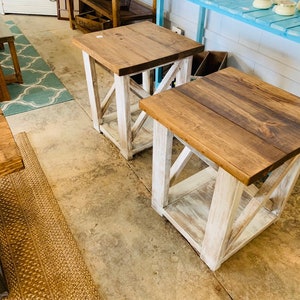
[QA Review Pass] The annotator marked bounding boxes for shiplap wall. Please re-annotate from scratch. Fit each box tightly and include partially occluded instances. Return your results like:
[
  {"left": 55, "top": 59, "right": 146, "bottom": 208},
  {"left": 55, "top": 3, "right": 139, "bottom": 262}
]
[
  {"left": 143, "top": 0, "right": 300, "bottom": 97},
  {"left": 203, "top": 10, "right": 300, "bottom": 98}
]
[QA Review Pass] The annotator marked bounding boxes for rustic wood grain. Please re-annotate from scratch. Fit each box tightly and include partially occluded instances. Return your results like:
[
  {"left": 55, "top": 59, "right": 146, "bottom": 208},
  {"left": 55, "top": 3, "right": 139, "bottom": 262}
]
[
  {"left": 176, "top": 67, "right": 300, "bottom": 153},
  {"left": 73, "top": 21, "right": 204, "bottom": 76},
  {"left": 140, "top": 67, "right": 300, "bottom": 185},
  {"left": 0, "top": 110, "right": 24, "bottom": 177}
]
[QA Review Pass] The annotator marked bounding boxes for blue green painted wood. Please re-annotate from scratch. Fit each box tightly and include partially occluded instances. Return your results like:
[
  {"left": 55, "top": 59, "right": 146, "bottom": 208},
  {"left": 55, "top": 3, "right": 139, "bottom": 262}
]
[
  {"left": 187, "top": 0, "right": 300, "bottom": 42},
  {"left": 156, "top": 0, "right": 165, "bottom": 85}
]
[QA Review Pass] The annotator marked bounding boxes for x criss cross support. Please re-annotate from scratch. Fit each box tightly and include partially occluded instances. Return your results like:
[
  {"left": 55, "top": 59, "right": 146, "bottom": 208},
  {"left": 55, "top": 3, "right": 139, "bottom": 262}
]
[{"left": 82, "top": 50, "right": 193, "bottom": 159}]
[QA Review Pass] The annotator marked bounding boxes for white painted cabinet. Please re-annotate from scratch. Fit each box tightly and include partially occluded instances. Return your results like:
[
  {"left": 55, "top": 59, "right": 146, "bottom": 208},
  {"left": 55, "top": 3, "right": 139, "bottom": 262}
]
[{"left": 1, "top": 0, "right": 57, "bottom": 16}]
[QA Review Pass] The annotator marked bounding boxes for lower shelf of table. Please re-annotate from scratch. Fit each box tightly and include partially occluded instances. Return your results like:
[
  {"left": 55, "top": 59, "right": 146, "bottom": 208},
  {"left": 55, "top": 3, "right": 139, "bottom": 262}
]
[{"left": 158, "top": 167, "right": 278, "bottom": 262}]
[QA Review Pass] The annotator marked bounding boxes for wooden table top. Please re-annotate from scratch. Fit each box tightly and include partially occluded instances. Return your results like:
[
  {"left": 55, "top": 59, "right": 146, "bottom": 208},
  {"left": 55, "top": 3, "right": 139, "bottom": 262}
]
[
  {"left": 140, "top": 67, "right": 300, "bottom": 185},
  {"left": 0, "top": 110, "right": 24, "bottom": 177},
  {"left": 0, "top": 21, "right": 14, "bottom": 43},
  {"left": 73, "top": 21, "right": 204, "bottom": 76}
]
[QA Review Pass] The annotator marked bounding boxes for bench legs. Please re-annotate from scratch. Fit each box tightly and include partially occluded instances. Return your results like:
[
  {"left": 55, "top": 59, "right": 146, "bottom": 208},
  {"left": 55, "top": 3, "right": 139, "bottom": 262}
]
[{"left": 82, "top": 49, "right": 193, "bottom": 160}]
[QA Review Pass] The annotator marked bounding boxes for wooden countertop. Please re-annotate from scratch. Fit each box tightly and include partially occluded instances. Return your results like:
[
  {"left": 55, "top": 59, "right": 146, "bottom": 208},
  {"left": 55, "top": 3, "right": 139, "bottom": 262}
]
[
  {"left": 73, "top": 21, "right": 204, "bottom": 76},
  {"left": 140, "top": 67, "right": 300, "bottom": 185},
  {"left": 0, "top": 21, "right": 14, "bottom": 43},
  {"left": 0, "top": 110, "right": 24, "bottom": 177}
]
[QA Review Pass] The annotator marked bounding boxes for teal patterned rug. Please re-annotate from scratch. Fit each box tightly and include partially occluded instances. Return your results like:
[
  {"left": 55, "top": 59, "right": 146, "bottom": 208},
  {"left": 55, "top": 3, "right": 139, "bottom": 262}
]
[{"left": 0, "top": 21, "right": 73, "bottom": 116}]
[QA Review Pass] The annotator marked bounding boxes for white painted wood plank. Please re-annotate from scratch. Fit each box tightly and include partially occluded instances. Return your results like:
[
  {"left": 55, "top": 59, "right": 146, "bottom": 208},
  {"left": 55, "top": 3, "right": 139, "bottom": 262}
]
[
  {"left": 170, "top": 146, "right": 194, "bottom": 184},
  {"left": 82, "top": 51, "right": 102, "bottom": 132},
  {"left": 101, "top": 83, "right": 115, "bottom": 117},
  {"left": 142, "top": 70, "right": 151, "bottom": 93},
  {"left": 228, "top": 161, "right": 290, "bottom": 246},
  {"left": 169, "top": 166, "right": 217, "bottom": 203},
  {"left": 114, "top": 74, "right": 132, "bottom": 159},
  {"left": 155, "top": 60, "right": 182, "bottom": 94},
  {"left": 176, "top": 56, "right": 193, "bottom": 85},
  {"left": 177, "top": 137, "right": 218, "bottom": 170},
  {"left": 151, "top": 121, "right": 173, "bottom": 215},
  {"left": 130, "top": 78, "right": 151, "bottom": 99},
  {"left": 270, "top": 154, "right": 300, "bottom": 216},
  {"left": 224, "top": 207, "right": 277, "bottom": 262},
  {"left": 201, "top": 168, "right": 244, "bottom": 271}
]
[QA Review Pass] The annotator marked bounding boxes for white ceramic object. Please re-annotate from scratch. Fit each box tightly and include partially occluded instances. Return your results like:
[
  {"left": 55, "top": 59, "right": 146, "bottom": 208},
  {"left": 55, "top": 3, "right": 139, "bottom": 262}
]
[
  {"left": 273, "top": 0, "right": 297, "bottom": 15},
  {"left": 252, "top": 0, "right": 273, "bottom": 9}
]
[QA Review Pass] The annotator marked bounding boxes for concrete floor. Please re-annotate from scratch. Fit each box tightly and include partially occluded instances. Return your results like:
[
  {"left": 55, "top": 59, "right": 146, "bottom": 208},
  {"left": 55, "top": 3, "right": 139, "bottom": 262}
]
[{"left": 2, "top": 14, "right": 300, "bottom": 300}]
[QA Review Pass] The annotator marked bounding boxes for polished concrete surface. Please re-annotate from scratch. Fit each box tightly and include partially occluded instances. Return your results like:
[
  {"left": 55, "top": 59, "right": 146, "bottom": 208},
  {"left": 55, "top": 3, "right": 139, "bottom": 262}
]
[{"left": 1, "top": 14, "right": 300, "bottom": 300}]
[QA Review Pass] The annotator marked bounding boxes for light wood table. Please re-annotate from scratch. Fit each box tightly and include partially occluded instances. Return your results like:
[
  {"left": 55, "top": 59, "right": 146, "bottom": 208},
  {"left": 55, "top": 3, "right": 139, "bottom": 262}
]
[
  {"left": 140, "top": 67, "right": 300, "bottom": 271},
  {"left": 73, "top": 21, "right": 203, "bottom": 159},
  {"left": 0, "top": 110, "right": 24, "bottom": 177}
]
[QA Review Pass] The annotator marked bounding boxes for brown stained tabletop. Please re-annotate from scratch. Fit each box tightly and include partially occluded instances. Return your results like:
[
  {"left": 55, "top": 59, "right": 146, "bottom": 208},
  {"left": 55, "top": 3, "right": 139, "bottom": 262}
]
[
  {"left": 72, "top": 21, "right": 204, "bottom": 76},
  {"left": 0, "top": 110, "right": 24, "bottom": 177},
  {"left": 140, "top": 67, "right": 300, "bottom": 185},
  {"left": 0, "top": 23, "right": 14, "bottom": 43}
]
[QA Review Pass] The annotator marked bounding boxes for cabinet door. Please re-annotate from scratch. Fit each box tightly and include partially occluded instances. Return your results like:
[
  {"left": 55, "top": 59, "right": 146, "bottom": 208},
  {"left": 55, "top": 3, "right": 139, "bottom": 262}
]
[{"left": 2, "top": 0, "right": 57, "bottom": 16}]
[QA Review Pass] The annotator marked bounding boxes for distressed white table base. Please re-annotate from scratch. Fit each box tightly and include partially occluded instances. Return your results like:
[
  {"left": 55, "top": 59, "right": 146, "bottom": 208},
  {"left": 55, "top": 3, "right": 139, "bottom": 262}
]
[
  {"left": 82, "top": 50, "right": 192, "bottom": 159},
  {"left": 151, "top": 120, "right": 300, "bottom": 271}
]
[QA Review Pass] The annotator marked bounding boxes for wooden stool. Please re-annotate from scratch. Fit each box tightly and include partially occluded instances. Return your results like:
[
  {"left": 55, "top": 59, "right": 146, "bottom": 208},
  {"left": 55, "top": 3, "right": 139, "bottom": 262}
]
[
  {"left": 140, "top": 67, "right": 300, "bottom": 271},
  {"left": 0, "top": 22, "right": 23, "bottom": 85},
  {"left": 73, "top": 21, "right": 203, "bottom": 159}
]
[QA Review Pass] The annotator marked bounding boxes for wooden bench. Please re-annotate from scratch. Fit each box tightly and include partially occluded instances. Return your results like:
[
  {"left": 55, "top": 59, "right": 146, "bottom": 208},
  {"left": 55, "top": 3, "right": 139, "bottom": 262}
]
[
  {"left": 0, "top": 21, "right": 23, "bottom": 89},
  {"left": 0, "top": 109, "right": 24, "bottom": 177},
  {"left": 140, "top": 67, "right": 300, "bottom": 271}
]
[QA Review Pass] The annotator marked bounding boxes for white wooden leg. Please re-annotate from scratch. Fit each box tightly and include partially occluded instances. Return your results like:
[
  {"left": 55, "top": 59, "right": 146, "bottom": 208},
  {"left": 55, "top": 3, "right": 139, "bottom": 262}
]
[
  {"left": 176, "top": 56, "right": 193, "bottom": 86},
  {"left": 152, "top": 121, "right": 174, "bottom": 216},
  {"left": 170, "top": 146, "right": 193, "bottom": 185},
  {"left": 201, "top": 167, "right": 244, "bottom": 271},
  {"left": 101, "top": 82, "right": 115, "bottom": 116},
  {"left": 82, "top": 51, "right": 102, "bottom": 132},
  {"left": 142, "top": 70, "right": 151, "bottom": 94},
  {"left": 114, "top": 74, "right": 132, "bottom": 160},
  {"left": 270, "top": 154, "right": 300, "bottom": 216}
]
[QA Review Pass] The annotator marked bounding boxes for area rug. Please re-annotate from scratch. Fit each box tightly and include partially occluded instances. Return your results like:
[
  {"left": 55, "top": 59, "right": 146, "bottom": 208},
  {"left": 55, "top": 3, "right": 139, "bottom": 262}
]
[
  {"left": 0, "top": 132, "right": 105, "bottom": 299},
  {"left": 0, "top": 21, "right": 73, "bottom": 116}
]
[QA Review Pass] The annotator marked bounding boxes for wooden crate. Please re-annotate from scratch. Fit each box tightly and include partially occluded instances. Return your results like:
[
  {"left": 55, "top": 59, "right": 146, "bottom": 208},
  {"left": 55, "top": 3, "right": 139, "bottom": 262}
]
[
  {"left": 192, "top": 51, "right": 228, "bottom": 77},
  {"left": 75, "top": 11, "right": 111, "bottom": 32}
]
